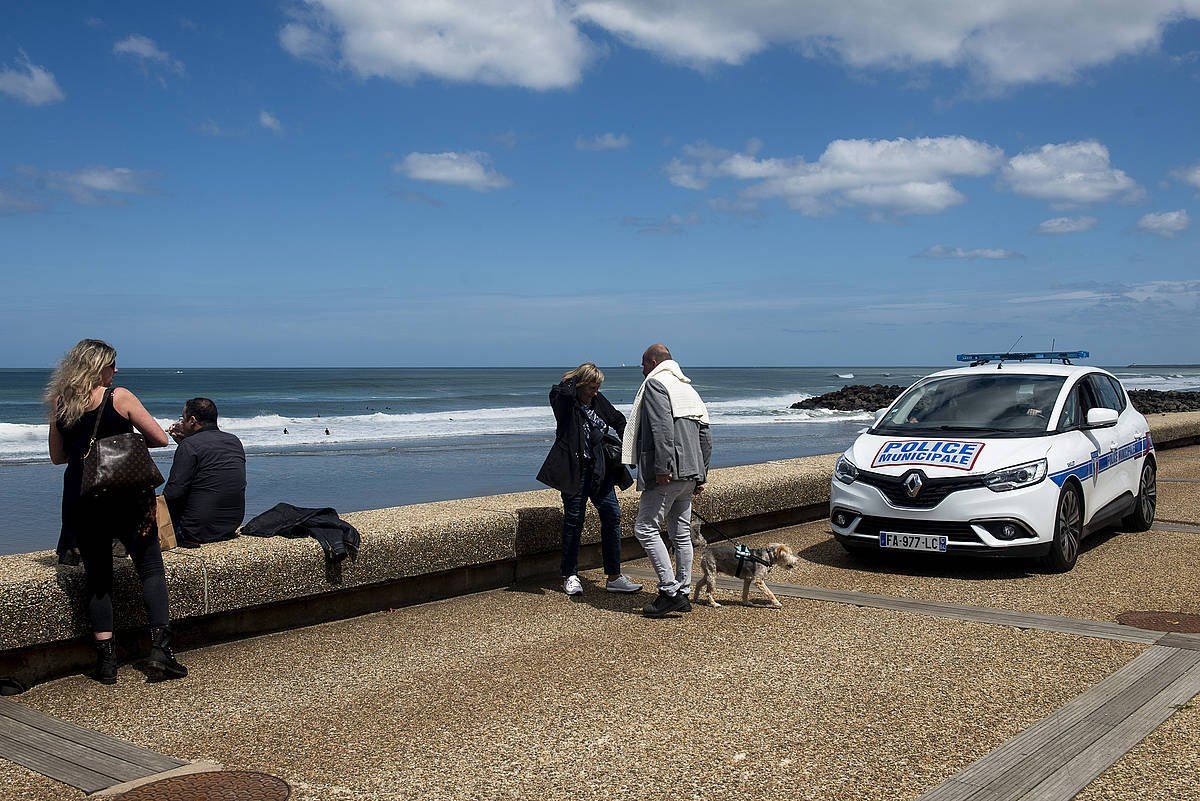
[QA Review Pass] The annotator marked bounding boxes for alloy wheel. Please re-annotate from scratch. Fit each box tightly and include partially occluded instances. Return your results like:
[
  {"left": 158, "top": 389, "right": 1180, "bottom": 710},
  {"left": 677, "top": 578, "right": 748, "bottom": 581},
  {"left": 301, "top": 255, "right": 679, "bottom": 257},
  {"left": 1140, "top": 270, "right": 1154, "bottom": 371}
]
[
  {"left": 1140, "top": 465, "right": 1157, "bottom": 522},
  {"left": 1058, "top": 489, "right": 1081, "bottom": 563}
]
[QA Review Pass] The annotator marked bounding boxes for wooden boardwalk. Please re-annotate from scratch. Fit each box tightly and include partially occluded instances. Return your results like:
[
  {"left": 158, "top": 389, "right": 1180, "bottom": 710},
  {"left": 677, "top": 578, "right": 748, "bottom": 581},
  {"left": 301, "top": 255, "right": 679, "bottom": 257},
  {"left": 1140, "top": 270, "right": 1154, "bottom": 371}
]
[{"left": 0, "top": 697, "right": 185, "bottom": 793}]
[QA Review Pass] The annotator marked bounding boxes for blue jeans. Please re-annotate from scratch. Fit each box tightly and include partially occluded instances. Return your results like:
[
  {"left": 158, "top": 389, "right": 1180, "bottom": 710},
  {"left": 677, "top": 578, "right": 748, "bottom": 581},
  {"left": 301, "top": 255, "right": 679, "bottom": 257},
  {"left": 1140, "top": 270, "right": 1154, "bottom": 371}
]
[{"left": 561, "top": 468, "right": 622, "bottom": 577}]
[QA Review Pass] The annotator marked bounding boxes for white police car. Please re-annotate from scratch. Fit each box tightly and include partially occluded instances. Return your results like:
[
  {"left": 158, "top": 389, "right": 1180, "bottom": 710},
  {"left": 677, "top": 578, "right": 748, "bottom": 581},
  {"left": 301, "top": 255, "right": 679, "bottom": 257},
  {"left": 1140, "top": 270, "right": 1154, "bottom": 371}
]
[{"left": 830, "top": 352, "right": 1157, "bottom": 572}]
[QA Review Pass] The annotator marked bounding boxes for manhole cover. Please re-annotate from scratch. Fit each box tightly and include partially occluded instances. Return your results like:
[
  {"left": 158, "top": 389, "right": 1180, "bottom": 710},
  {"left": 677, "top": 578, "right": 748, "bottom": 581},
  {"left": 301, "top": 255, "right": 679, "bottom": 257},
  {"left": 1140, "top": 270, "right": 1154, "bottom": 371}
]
[
  {"left": 1117, "top": 610, "right": 1200, "bottom": 633},
  {"left": 118, "top": 770, "right": 290, "bottom": 800}
]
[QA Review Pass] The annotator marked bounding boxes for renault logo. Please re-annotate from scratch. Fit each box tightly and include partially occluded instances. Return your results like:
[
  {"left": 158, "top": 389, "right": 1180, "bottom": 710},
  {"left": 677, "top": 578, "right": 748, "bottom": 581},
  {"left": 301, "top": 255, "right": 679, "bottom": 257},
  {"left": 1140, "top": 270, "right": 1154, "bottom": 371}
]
[{"left": 903, "top": 471, "right": 925, "bottom": 498}]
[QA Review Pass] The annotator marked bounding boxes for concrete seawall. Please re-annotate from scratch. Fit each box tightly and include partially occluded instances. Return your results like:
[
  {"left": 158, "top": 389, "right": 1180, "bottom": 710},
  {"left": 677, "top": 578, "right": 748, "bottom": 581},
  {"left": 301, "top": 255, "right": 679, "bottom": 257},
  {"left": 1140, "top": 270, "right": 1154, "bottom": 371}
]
[{"left": 2, "top": 411, "right": 1197, "bottom": 688}]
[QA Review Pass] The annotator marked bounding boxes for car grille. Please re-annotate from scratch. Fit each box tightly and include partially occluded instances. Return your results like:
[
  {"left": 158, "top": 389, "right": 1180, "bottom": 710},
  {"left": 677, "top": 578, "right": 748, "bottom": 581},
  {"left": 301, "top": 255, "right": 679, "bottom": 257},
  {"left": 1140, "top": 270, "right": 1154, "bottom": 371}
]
[
  {"left": 853, "top": 515, "right": 983, "bottom": 543},
  {"left": 856, "top": 470, "right": 986, "bottom": 509}
]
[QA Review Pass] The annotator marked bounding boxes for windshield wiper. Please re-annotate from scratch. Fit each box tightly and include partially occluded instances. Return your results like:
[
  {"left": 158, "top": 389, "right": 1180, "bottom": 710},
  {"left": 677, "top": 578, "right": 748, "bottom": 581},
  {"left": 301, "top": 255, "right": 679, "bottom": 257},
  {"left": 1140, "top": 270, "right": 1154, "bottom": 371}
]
[
  {"left": 924, "top": 425, "right": 1013, "bottom": 433},
  {"left": 875, "top": 424, "right": 1015, "bottom": 434}
]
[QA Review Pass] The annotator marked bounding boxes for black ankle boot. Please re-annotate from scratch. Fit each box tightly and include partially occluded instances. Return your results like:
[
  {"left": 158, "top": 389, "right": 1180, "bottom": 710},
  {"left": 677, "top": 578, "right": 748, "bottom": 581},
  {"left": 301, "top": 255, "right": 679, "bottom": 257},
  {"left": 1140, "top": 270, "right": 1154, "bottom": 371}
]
[
  {"left": 144, "top": 626, "right": 187, "bottom": 680},
  {"left": 93, "top": 639, "right": 117, "bottom": 685}
]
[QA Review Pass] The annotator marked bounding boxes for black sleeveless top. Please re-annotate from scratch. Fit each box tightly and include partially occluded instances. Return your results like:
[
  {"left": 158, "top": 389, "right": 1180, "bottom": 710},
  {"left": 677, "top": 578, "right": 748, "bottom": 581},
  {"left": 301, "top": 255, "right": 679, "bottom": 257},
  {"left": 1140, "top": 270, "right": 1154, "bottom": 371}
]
[
  {"left": 58, "top": 390, "right": 134, "bottom": 468},
  {"left": 57, "top": 389, "right": 136, "bottom": 542}
]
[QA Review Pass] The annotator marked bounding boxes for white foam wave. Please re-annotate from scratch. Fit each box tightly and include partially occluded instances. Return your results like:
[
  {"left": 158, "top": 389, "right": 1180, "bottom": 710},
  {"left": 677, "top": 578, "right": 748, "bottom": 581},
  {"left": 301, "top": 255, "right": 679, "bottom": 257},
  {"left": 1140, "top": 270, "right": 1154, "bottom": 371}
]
[
  {"left": 0, "top": 392, "right": 876, "bottom": 463},
  {"left": 1116, "top": 374, "right": 1200, "bottom": 392}
]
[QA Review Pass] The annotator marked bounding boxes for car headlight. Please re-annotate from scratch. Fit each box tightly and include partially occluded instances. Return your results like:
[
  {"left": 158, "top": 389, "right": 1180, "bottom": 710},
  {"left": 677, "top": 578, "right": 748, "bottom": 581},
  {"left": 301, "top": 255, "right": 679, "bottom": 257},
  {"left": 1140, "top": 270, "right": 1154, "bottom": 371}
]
[
  {"left": 984, "top": 458, "right": 1047, "bottom": 492},
  {"left": 834, "top": 454, "right": 858, "bottom": 484}
]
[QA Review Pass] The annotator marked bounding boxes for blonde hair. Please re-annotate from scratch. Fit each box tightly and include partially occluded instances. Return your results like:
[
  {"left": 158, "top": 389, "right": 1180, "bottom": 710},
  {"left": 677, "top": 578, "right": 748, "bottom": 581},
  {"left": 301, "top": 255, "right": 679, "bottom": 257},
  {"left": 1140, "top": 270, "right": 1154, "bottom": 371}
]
[
  {"left": 44, "top": 339, "right": 117, "bottom": 427},
  {"left": 562, "top": 362, "right": 604, "bottom": 388}
]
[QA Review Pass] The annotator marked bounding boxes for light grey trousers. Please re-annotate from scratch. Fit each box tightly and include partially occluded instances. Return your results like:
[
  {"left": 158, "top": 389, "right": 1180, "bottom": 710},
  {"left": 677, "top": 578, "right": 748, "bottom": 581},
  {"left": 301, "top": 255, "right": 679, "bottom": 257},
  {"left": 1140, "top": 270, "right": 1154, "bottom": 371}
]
[{"left": 632, "top": 479, "right": 696, "bottom": 594}]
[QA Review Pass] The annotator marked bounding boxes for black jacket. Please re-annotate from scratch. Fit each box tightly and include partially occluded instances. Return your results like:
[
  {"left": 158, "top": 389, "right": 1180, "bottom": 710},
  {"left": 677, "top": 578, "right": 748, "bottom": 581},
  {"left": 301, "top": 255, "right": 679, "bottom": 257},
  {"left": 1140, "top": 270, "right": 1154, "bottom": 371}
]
[
  {"left": 241, "top": 503, "right": 360, "bottom": 563},
  {"left": 536, "top": 379, "right": 634, "bottom": 495},
  {"left": 163, "top": 427, "right": 246, "bottom": 544}
]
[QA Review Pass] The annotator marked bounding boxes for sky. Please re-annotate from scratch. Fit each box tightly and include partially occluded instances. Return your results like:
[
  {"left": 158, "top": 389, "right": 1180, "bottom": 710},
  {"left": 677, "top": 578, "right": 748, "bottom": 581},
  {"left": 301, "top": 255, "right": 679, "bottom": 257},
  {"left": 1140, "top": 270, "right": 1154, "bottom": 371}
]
[{"left": 1, "top": 1, "right": 1198, "bottom": 367}]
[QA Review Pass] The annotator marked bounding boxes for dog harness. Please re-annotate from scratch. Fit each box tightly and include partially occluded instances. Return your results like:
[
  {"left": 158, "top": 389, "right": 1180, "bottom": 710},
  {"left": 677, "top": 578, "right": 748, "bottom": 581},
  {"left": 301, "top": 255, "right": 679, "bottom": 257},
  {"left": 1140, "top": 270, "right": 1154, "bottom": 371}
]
[{"left": 733, "top": 544, "right": 772, "bottom": 577}]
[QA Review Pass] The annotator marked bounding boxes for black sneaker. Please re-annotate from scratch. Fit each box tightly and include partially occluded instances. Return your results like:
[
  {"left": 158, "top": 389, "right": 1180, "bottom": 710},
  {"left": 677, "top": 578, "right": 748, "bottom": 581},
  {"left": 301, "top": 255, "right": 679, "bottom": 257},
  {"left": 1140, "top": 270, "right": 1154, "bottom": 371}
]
[
  {"left": 674, "top": 593, "right": 692, "bottom": 613},
  {"left": 642, "top": 591, "right": 689, "bottom": 618}
]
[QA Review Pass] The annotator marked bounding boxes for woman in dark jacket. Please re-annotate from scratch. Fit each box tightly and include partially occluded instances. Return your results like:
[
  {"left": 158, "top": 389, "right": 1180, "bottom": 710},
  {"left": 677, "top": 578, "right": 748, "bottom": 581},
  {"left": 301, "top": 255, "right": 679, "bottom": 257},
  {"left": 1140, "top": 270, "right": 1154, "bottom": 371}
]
[{"left": 536, "top": 363, "right": 641, "bottom": 597}]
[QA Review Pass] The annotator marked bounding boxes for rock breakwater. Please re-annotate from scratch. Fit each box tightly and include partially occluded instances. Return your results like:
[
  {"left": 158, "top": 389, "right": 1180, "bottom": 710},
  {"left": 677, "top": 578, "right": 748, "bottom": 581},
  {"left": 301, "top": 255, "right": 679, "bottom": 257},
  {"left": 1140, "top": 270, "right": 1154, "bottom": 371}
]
[
  {"left": 788, "top": 385, "right": 1200, "bottom": 415},
  {"left": 1128, "top": 390, "right": 1200, "bottom": 414},
  {"left": 790, "top": 384, "right": 905, "bottom": 412}
]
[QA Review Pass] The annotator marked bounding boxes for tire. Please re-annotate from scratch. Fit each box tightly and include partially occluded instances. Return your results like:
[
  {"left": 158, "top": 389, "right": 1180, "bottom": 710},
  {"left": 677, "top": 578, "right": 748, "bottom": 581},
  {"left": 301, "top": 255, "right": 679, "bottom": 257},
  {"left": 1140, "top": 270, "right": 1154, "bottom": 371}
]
[
  {"left": 1121, "top": 460, "right": 1157, "bottom": 532},
  {"left": 1042, "top": 483, "right": 1083, "bottom": 573}
]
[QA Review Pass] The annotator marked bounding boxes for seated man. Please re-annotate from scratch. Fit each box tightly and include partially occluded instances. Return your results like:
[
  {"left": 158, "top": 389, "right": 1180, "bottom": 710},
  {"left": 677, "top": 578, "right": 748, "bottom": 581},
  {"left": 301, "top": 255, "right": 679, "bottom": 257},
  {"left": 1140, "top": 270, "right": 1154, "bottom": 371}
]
[{"left": 164, "top": 398, "right": 246, "bottom": 547}]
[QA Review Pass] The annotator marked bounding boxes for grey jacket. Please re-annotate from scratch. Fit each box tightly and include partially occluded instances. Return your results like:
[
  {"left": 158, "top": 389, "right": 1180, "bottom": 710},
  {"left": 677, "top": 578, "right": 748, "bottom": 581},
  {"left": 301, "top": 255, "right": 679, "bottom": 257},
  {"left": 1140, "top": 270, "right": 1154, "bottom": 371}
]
[{"left": 636, "top": 378, "right": 712, "bottom": 490}]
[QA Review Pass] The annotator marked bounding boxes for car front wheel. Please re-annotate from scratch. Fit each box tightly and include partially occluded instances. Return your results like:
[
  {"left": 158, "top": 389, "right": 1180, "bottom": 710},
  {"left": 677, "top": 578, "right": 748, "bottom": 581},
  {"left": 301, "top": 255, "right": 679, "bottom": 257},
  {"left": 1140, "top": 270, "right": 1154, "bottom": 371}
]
[
  {"left": 1121, "top": 461, "right": 1157, "bottom": 532},
  {"left": 1042, "top": 484, "right": 1083, "bottom": 573}
]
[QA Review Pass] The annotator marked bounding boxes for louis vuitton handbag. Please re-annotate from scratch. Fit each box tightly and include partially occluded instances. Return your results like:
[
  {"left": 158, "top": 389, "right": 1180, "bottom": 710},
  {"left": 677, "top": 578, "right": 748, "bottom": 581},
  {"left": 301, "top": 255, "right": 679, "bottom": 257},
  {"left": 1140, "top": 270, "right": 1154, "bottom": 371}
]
[{"left": 80, "top": 388, "right": 164, "bottom": 497}]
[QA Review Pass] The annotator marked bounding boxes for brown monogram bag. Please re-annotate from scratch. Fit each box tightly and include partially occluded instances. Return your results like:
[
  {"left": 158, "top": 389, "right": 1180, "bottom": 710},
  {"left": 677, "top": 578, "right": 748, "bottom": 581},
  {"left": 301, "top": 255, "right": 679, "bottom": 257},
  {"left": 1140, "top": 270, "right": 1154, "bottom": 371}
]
[{"left": 80, "top": 388, "right": 164, "bottom": 498}]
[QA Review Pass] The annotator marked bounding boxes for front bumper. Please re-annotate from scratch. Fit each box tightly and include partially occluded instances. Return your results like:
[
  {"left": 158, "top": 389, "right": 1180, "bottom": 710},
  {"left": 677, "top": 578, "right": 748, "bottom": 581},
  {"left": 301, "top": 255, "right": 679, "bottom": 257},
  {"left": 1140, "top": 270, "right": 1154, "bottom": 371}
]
[{"left": 829, "top": 474, "right": 1059, "bottom": 557}]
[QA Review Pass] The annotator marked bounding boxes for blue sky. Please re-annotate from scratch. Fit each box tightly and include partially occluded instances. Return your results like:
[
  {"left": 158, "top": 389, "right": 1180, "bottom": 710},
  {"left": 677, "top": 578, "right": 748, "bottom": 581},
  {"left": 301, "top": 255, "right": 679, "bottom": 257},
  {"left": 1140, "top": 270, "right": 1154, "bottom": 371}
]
[{"left": 1, "top": 1, "right": 1198, "bottom": 367}]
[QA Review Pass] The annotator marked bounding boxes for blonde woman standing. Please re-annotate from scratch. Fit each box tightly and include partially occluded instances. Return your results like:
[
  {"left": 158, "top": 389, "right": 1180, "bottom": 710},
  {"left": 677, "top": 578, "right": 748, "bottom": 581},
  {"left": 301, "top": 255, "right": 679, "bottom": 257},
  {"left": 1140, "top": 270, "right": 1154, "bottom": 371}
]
[
  {"left": 536, "top": 363, "right": 642, "bottom": 597},
  {"left": 45, "top": 339, "right": 186, "bottom": 684}
]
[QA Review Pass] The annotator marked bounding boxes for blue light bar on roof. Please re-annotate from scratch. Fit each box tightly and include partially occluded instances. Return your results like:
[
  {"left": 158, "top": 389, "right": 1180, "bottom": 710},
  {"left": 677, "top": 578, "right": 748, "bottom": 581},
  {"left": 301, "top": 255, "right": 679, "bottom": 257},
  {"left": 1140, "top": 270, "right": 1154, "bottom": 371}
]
[{"left": 956, "top": 351, "right": 1089, "bottom": 363}]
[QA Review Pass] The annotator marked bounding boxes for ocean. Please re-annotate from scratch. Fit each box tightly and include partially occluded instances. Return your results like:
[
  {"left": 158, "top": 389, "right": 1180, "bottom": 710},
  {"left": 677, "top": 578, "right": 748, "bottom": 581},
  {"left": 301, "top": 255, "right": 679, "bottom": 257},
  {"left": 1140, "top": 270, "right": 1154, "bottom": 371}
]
[{"left": 2, "top": 366, "right": 1197, "bottom": 555}]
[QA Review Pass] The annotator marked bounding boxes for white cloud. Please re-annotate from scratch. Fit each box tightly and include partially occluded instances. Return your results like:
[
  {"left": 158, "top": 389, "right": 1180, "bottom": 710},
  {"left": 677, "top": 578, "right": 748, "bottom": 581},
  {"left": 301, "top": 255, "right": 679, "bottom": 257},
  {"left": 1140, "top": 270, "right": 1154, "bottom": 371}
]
[
  {"left": 0, "top": 188, "right": 44, "bottom": 214},
  {"left": 0, "top": 52, "right": 65, "bottom": 106},
  {"left": 1037, "top": 215, "right": 1098, "bottom": 234},
  {"left": 576, "top": 132, "right": 630, "bottom": 151},
  {"left": 1003, "top": 141, "right": 1139, "bottom": 205},
  {"left": 113, "top": 34, "right": 185, "bottom": 76},
  {"left": 276, "top": 2, "right": 1199, "bottom": 90},
  {"left": 621, "top": 212, "right": 700, "bottom": 234},
  {"left": 280, "top": 0, "right": 589, "bottom": 90},
  {"left": 1136, "top": 209, "right": 1190, "bottom": 238},
  {"left": 198, "top": 119, "right": 232, "bottom": 137},
  {"left": 1173, "top": 161, "right": 1200, "bottom": 190},
  {"left": 916, "top": 245, "right": 1024, "bottom": 260},
  {"left": 572, "top": 1, "right": 1199, "bottom": 88},
  {"left": 280, "top": 21, "right": 335, "bottom": 63},
  {"left": 395, "top": 151, "right": 511, "bottom": 191},
  {"left": 49, "top": 166, "right": 154, "bottom": 205},
  {"left": 259, "top": 110, "right": 284, "bottom": 133},
  {"left": 668, "top": 135, "right": 1002, "bottom": 216}
]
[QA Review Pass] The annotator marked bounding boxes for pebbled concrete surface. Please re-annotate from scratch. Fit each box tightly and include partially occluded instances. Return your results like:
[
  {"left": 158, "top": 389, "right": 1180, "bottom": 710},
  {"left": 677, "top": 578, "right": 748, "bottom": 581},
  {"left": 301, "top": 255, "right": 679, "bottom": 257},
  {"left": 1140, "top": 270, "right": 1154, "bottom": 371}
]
[
  {"left": 1154, "top": 446, "right": 1200, "bottom": 524},
  {"left": 1, "top": 584, "right": 1136, "bottom": 801},
  {"left": 1073, "top": 687, "right": 1200, "bottom": 801}
]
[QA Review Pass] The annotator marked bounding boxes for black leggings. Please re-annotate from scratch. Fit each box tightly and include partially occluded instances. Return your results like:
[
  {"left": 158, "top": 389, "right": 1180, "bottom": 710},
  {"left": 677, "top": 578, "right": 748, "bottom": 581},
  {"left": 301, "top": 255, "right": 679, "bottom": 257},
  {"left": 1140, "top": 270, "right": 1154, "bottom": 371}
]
[{"left": 76, "top": 496, "right": 170, "bottom": 633}]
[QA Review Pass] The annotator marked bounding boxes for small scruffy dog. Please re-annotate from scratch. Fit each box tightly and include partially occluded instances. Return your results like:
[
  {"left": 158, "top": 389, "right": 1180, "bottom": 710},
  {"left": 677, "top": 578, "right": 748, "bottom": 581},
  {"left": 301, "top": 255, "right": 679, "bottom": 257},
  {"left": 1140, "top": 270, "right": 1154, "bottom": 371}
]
[{"left": 692, "top": 534, "right": 799, "bottom": 608}]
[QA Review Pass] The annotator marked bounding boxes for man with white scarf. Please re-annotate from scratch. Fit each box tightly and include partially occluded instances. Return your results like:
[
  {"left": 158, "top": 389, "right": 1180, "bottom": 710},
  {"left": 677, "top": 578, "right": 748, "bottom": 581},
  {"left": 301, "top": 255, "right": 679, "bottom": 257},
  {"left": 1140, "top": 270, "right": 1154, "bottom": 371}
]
[{"left": 622, "top": 343, "right": 712, "bottom": 617}]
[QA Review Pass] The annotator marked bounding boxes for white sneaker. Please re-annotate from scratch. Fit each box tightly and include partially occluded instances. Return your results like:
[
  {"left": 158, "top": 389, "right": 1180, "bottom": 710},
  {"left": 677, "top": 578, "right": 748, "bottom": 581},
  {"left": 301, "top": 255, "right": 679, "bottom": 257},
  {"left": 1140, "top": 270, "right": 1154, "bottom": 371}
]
[
  {"left": 563, "top": 575, "right": 584, "bottom": 596},
  {"left": 605, "top": 575, "right": 644, "bottom": 593}
]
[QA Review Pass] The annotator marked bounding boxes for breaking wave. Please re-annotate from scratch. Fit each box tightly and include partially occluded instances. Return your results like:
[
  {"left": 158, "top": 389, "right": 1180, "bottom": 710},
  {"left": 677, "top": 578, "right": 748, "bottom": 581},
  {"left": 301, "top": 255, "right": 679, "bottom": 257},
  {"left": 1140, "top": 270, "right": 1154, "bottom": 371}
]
[{"left": 0, "top": 393, "right": 877, "bottom": 463}]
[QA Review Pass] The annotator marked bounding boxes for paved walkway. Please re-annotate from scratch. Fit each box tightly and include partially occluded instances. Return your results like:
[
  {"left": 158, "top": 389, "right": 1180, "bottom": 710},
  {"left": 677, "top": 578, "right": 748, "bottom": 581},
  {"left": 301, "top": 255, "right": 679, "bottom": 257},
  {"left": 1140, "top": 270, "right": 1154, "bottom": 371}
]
[{"left": 0, "top": 446, "right": 1196, "bottom": 801}]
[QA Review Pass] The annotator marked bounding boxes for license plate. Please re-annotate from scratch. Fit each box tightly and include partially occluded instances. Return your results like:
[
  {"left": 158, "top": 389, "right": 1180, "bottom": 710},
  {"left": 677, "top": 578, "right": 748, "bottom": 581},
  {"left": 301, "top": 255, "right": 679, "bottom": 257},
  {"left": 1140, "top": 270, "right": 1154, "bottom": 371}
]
[{"left": 879, "top": 532, "right": 948, "bottom": 553}]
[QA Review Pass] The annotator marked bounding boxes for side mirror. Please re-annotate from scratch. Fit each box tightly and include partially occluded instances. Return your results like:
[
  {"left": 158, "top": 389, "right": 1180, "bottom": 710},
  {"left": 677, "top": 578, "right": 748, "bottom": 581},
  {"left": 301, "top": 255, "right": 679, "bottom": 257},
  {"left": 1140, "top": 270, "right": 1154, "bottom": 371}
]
[
  {"left": 873, "top": 408, "right": 887, "bottom": 425},
  {"left": 1086, "top": 408, "right": 1118, "bottom": 429}
]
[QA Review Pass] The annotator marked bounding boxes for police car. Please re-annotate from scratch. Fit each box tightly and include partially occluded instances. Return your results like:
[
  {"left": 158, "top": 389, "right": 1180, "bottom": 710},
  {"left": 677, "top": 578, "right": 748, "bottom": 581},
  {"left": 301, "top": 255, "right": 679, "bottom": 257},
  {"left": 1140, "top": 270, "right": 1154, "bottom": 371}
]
[{"left": 829, "top": 352, "right": 1156, "bottom": 572}]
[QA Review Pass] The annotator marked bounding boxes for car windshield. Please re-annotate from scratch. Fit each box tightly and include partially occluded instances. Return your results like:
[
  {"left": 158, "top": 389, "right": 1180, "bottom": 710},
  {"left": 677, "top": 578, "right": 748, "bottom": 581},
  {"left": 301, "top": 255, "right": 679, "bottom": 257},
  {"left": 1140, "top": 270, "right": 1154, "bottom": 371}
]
[{"left": 874, "top": 373, "right": 1067, "bottom": 436}]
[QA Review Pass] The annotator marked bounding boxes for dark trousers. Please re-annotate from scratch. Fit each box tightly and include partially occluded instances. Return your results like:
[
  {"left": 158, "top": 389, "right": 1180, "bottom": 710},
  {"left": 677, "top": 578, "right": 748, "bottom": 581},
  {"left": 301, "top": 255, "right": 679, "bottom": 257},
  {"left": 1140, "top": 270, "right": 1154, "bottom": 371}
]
[
  {"left": 560, "top": 468, "right": 622, "bottom": 577},
  {"left": 76, "top": 493, "right": 170, "bottom": 633}
]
